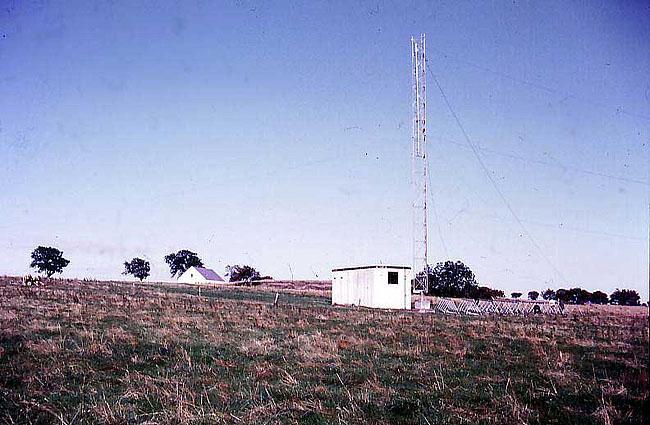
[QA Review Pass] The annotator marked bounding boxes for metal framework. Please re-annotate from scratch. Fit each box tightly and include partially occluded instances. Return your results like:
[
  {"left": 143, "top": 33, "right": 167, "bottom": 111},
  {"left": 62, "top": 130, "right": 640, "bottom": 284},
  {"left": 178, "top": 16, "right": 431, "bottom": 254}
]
[
  {"left": 411, "top": 34, "right": 428, "bottom": 293},
  {"left": 428, "top": 297, "right": 565, "bottom": 316}
]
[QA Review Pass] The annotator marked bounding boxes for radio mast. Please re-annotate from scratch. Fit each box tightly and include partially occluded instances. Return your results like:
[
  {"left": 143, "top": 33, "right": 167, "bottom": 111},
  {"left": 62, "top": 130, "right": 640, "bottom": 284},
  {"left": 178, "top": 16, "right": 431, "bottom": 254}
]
[{"left": 411, "top": 34, "right": 428, "bottom": 294}]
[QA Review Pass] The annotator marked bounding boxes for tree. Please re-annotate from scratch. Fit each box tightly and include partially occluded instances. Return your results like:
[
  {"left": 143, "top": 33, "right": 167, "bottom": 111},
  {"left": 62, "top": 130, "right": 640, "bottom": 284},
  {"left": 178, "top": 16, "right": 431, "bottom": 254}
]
[
  {"left": 610, "top": 289, "right": 640, "bottom": 306},
  {"left": 511, "top": 292, "right": 522, "bottom": 299},
  {"left": 555, "top": 289, "right": 570, "bottom": 303},
  {"left": 226, "top": 264, "right": 263, "bottom": 283},
  {"left": 589, "top": 291, "right": 609, "bottom": 305},
  {"left": 542, "top": 288, "right": 556, "bottom": 301},
  {"left": 30, "top": 246, "right": 70, "bottom": 277},
  {"left": 123, "top": 258, "right": 150, "bottom": 281},
  {"left": 567, "top": 287, "right": 591, "bottom": 305},
  {"left": 164, "top": 250, "right": 203, "bottom": 278},
  {"left": 470, "top": 286, "right": 504, "bottom": 300},
  {"left": 528, "top": 291, "right": 539, "bottom": 301},
  {"left": 551, "top": 287, "right": 592, "bottom": 305},
  {"left": 426, "top": 260, "right": 478, "bottom": 298}
]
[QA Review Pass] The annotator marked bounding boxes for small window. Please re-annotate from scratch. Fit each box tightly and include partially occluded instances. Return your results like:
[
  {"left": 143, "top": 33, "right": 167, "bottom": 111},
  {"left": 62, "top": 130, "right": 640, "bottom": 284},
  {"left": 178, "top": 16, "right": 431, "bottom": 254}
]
[{"left": 388, "top": 271, "right": 398, "bottom": 285}]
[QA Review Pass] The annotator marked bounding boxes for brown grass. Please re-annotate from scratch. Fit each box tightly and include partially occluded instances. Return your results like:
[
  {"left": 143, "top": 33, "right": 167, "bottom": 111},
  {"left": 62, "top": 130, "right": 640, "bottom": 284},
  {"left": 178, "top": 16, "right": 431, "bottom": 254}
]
[{"left": 0, "top": 276, "right": 647, "bottom": 424}]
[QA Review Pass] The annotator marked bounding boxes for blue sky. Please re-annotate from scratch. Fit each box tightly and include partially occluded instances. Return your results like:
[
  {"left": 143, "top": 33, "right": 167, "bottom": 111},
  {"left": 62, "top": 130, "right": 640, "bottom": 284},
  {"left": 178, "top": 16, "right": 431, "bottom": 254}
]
[{"left": 1, "top": 1, "right": 648, "bottom": 300}]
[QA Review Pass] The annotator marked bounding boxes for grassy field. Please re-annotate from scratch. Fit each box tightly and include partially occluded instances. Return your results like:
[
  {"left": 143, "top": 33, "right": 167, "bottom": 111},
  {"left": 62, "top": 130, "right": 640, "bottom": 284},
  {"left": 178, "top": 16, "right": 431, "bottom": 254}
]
[{"left": 0, "top": 277, "right": 647, "bottom": 424}]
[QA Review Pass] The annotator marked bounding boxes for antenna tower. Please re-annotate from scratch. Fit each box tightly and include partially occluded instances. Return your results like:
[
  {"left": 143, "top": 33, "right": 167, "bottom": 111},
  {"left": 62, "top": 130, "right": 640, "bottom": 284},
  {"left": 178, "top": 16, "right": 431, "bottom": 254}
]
[{"left": 411, "top": 34, "right": 428, "bottom": 293}]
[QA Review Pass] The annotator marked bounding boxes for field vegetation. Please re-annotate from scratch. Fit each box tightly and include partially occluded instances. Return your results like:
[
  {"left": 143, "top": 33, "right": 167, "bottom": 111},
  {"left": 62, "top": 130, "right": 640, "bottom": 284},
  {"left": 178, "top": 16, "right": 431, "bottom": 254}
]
[{"left": 0, "top": 277, "right": 647, "bottom": 424}]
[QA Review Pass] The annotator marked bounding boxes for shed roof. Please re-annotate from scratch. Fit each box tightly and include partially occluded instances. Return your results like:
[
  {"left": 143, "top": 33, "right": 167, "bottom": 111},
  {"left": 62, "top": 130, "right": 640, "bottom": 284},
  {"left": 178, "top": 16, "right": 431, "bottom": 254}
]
[
  {"left": 332, "top": 265, "right": 411, "bottom": 272},
  {"left": 193, "top": 267, "right": 224, "bottom": 281}
]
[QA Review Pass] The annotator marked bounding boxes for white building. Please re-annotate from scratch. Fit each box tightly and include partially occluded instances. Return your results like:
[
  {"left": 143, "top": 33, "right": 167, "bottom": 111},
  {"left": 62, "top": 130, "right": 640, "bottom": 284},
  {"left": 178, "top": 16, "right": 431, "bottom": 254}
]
[
  {"left": 178, "top": 266, "right": 225, "bottom": 284},
  {"left": 331, "top": 265, "right": 412, "bottom": 310}
]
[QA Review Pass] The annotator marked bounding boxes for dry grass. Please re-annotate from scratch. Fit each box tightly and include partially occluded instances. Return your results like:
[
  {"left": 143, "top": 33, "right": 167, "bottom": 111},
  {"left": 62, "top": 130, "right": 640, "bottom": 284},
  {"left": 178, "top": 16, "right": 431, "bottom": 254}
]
[{"left": 0, "top": 276, "right": 647, "bottom": 424}]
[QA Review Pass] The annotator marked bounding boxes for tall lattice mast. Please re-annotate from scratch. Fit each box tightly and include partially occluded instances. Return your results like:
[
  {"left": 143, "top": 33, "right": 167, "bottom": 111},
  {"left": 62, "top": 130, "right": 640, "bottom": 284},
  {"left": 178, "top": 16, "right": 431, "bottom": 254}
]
[{"left": 411, "top": 34, "right": 428, "bottom": 294}]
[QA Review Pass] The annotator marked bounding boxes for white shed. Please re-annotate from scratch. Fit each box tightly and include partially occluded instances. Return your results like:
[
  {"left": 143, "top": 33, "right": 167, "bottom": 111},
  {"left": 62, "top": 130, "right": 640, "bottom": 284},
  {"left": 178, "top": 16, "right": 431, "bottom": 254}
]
[
  {"left": 331, "top": 265, "right": 412, "bottom": 310},
  {"left": 178, "top": 266, "right": 225, "bottom": 284}
]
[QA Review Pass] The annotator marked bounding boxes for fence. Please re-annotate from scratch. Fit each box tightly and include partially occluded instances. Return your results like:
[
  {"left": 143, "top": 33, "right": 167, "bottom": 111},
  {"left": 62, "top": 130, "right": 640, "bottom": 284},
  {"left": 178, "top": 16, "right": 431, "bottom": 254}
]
[{"left": 422, "top": 297, "right": 564, "bottom": 316}]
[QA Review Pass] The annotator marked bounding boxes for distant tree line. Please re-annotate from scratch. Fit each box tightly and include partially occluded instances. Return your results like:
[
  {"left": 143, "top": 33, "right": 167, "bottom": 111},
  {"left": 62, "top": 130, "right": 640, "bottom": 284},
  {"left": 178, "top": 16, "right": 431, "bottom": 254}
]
[
  {"left": 26, "top": 246, "right": 271, "bottom": 285},
  {"left": 541, "top": 287, "right": 641, "bottom": 306},
  {"left": 423, "top": 259, "right": 643, "bottom": 306}
]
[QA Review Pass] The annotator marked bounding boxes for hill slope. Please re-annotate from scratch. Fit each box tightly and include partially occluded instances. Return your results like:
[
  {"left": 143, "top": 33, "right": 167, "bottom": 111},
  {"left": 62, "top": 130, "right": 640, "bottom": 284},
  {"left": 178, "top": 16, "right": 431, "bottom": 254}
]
[{"left": 0, "top": 277, "right": 647, "bottom": 424}]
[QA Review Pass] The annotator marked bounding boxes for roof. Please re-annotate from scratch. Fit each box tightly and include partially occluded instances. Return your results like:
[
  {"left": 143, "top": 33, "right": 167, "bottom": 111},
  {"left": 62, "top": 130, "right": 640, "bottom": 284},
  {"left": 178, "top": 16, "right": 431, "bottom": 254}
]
[
  {"left": 193, "top": 267, "right": 224, "bottom": 281},
  {"left": 332, "top": 265, "right": 411, "bottom": 272}
]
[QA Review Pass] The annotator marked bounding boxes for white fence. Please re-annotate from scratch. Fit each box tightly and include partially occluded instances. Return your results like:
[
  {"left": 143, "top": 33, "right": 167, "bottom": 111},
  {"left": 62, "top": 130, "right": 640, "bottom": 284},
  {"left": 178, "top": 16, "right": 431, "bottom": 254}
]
[{"left": 424, "top": 297, "right": 564, "bottom": 316}]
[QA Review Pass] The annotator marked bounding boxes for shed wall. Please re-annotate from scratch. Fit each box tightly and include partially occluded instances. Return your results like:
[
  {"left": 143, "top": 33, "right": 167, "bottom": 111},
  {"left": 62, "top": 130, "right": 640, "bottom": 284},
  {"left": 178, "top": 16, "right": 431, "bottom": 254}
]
[
  {"left": 372, "top": 268, "right": 412, "bottom": 309},
  {"left": 332, "top": 267, "right": 412, "bottom": 310}
]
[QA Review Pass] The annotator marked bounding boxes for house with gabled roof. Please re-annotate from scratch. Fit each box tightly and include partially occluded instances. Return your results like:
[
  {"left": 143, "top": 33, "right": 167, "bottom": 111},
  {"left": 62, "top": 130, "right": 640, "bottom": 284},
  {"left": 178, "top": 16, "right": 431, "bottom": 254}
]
[{"left": 178, "top": 266, "right": 225, "bottom": 284}]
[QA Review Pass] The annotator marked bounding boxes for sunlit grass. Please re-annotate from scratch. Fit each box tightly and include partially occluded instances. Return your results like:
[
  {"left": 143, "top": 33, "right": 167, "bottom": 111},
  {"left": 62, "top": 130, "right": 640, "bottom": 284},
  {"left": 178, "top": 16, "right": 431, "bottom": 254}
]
[{"left": 0, "top": 277, "right": 647, "bottom": 424}]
